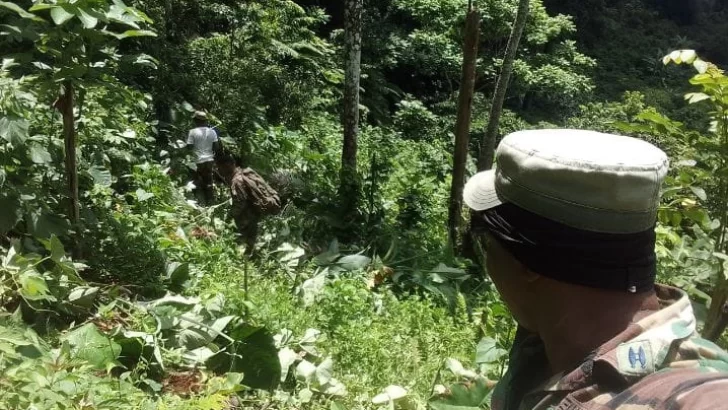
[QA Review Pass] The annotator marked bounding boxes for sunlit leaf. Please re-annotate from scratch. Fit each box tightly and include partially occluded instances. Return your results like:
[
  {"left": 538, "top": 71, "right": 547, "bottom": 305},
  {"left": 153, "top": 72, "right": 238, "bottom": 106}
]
[
  {"left": 63, "top": 324, "right": 122, "bottom": 369},
  {"left": 77, "top": 8, "right": 98, "bottom": 29},
  {"left": 690, "top": 186, "right": 707, "bottom": 201},
  {"left": 685, "top": 93, "right": 710, "bottom": 104},
  {"left": 50, "top": 6, "right": 74, "bottom": 25},
  {"left": 117, "top": 29, "right": 156, "bottom": 38},
  {"left": 68, "top": 286, "right": 99, "bottom": 308},
  {"left": 49, "top": 235, "right": 65, "bottom": 262},
  {"left": 29, "top": 144, "right": 52, "bottom": 164},
  {"left": 0, "top": 117, "right": 29, "bottom": 144},
  {"left": 0, "top": 1, "right": 44, "bottom": 21}
]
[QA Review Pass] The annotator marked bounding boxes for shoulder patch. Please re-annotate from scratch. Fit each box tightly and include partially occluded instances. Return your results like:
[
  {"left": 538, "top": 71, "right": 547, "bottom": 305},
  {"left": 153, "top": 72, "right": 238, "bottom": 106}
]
[{"left": 617, "top": 340, "right": 655, "bottom": 376}]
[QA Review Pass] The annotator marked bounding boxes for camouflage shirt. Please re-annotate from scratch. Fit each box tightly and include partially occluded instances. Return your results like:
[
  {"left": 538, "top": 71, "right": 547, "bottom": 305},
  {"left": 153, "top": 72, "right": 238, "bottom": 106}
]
[{"left": 492, "top": 285, "right": 728, "bottom": 410}]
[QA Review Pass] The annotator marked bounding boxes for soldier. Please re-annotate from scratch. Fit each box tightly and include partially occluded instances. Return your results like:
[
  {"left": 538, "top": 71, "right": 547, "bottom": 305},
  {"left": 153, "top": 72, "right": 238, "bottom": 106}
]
[
  {"left": 463, "top": 129, "right": 728, "bottom": 410},
  {"left": 216, "top": 155, "right": 281, "bottom": 255}
]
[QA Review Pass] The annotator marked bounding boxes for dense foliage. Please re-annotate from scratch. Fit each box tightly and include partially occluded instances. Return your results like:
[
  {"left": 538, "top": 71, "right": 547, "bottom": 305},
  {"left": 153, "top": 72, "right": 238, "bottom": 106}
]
[{"left": 1, "top": 0, "right": 727, "bottom": 408}]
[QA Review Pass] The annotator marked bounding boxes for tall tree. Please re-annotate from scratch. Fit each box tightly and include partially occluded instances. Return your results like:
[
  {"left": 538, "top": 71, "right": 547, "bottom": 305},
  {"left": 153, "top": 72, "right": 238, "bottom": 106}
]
[
  {"left": 448, "top": 4, "right": 480, "bottom": 252},
  {"left": 477, "top": 0, "right": 530, "bottom": 171},
  {"left": 340, "top": 0, "right": 364, "bottom": 224}
]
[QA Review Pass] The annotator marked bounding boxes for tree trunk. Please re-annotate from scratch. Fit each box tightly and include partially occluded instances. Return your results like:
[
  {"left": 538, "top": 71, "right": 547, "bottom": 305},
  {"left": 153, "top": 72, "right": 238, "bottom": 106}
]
[
  {"left": 448, "top": 7, "right": 480, "bottom": 253},
  {"left": 61, "top": 82, "right": 80, "bottom": 229},
  {"left": 339, "top": 0, "right": 363, "bottom": 227},
  {"left": 477, "top": 0, "right": 530, "bottom": 171}
]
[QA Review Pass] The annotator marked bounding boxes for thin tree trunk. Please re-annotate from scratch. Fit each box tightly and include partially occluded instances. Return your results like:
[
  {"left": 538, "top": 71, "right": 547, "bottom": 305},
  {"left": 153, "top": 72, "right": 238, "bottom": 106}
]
[
  {"left": 61, "top": 82, "right": 80, "bottom": 228},
  {"left": 477, "top": 0, "right": 530, "bottom": 171},
  {"left": 340, "top": 0, "right": 363, "bottom": 195},
  {"left": 704, "top": 116, "right": 728, "bottom": 341},
  {"left": 448, "top": 7, "right": 480, "bottom": 253}
]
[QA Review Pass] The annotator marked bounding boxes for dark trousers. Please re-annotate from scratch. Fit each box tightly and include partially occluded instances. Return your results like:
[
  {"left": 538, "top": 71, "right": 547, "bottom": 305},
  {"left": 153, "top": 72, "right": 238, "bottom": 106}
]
[
  {"left": 195, "top": 161, "right": 215, "bottom": 205},
  {"left": 232, "top": 205, "right": 261, "bottom": 256}
]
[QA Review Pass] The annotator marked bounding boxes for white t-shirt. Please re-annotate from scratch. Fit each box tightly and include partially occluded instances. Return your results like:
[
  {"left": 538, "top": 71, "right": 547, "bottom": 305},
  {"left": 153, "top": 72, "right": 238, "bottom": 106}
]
[{"left": 187, "top": 127, "right": 219, "bottom": 164}]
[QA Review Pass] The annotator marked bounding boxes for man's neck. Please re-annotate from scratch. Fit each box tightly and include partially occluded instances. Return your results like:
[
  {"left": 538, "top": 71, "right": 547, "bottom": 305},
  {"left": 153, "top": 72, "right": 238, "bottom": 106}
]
[{"left": 537, "top": 290, "right": 659, "bottom": 375}]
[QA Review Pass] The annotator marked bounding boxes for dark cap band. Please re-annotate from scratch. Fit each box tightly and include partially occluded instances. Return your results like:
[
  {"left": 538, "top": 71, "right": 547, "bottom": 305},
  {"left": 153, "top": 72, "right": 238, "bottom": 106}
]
[{"left": 473, "top": 204, "right": 657, "bottom": 293}]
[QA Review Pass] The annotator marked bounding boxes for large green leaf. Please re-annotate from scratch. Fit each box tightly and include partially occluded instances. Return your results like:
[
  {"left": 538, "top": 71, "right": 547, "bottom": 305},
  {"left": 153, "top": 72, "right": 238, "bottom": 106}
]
[
  {"left": 77, "top": 8, "right": 98, "bottom": 29},
  {"left": 0, "top": 195, "right": 22, "bottom": 235},
  {"left": 207, "top": 324, "right": 281, "bottom": 390},
  {"left": 475, "top": 337, "right": 507, "bottom": 364},
  {"left": 50, "top": 5, "right": 74, "bottom": 25},
  {"left": 64, "top": 323, "right": 121, "bottom": 369},
  {"left": 68, "top": 286, "right": 99, "bottom": 308},
  {"left": 428, "top": 378, "right": 492, "bottom": 410},
  {"left": 0, "top": 1, "right": 44, "bottom": 21},
  {"left": 19, "top": 271, "right": 55, "bottom": 301},
  {"left": 28, "top": 211, "right": 70, "bottom": 239},
  {"left": 0, "top": 116, "right": 29, "bottom": 144},
  {"left": 87, "top": 166, "right": 112, "bottom": 186},
  {"left": 29, "top": 144, "right": 51, "bottom": 164}
]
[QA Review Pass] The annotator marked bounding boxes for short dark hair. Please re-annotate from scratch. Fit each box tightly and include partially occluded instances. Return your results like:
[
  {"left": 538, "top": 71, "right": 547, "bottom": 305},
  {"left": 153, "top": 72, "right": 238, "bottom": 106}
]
[{"left": 216, "top": 154, "right": 236, "bottom": 167}]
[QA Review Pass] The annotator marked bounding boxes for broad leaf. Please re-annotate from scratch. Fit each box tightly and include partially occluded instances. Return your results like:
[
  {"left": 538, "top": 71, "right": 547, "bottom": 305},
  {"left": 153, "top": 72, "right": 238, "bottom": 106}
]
[
  {"left": 0, "top": 116, "right": 29, "bottom": 144},
  {"left": 19, "top": 271, "right": 54, "bottom": 301},
  {"left": 0, "top": 196, "right": 21, "bottom": 235},
  {"left": 278, "top": 347, "right": 298, "bottom": 382},
  {"left": 136, "top": 188, "right": 154, "bottom": 202},
  {"left": 372, "top": 385, "right": 408, "bottom": 404},
  {"left": 332, "top": 254, "right": 371, "bottom": 272},
  {"left": 296, "top": 360, "right": 317, "bottom": 383},
  {"left": 68, "top": 286, "right": 99, "bottom": 308},
  {"left": 316, "top": 357, "right": 333, "bottom": 385},
  {"left": 50, "top": 6, "right": 74, "bottom": 25},
  {"left": 29, "top": 145, "right": 51, "bottom": 164},
  {"left": 64, "top": 323, "right": 121, "bottom": 369},
  {"left": 0, "top": 1, "right": 44, "bottom": 21},
  {"left": 49, "top": 235, "right": 65, "bottom": 262},
  {"left": 475, "top": 337, "right": 506, "bottom": 364},
  {"left": 28, "top": 211, "right": 70, "bottom": 239},
  {"left": 88, "top": 166, "right": 112, "bottom": 186},
  {"left": 207, "top": 324, "right": 281, "bottom": 390},
  {"left": 690, "top": 186, "right": 708, "bottom": 201},
  {"left": 429, "top": 378, "right": 492, "bottom": 410},
  {"left": 165, "top": 261, "right": 190, "bottom": 289},
  {"left": 77, "top": 8, "right": 98, "bottom": 29}
]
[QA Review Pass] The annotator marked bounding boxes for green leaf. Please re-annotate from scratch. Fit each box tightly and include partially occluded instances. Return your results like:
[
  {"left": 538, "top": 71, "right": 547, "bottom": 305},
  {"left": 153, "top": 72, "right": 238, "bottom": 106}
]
[
  {"left": 0, "top": 196, "right": 21, "bottom": 235},
  {"left": 29, "top": 144, "right": 52, "bottom": 164},
  {"left": 68, "top": 286, "right": 99, "bottom": 308},
  {"left": 475, "top": 337, "right": 507, "bottom": 364},
  {"left": 50, "top": 6, "right": 74, "bottom": 25},
  {"left": 28, "top": 211, "right": 70, "bottom": 239},
  {"left": 77, "top": 8, "right": 98, "bottom": 29},
  {"left": 207, "top": 324, "right": 281, "bottom": 390},
  {"left": 136, "top": 188, "right": 154, "bottom": 202},
  {"left": 0, "top": 1, "right": 44, "bottom": 21},
  {"left": 64, "top": 324, "right": 121, "bottom": 369},
  {"left": 332, "top": 254, "right": 371, "bottom": 272},
  {"left": 428, "top": 378, "right": 492, "bottom": 410},
  {"left": 685, "top": 93, "right": 710, "bottom": 104},
  {"left": 165, "top": 261, "right": 190, "bottom": 289},
  {"left": 49, "top": 235, "right": 65, "bottom": 262},
  {"left": 88, "top": 166, "right": 112, "bottom": 186},
  {"left": 19, "top": 271, "right": 54, "bottom": 301},
  {"left": 690, "top": 186, "right": 708, "bottom": 201},
  {"left": 28, "top": 4, "right": 53, "bottom": 12},
  {"left": 0, "top": 117, "right": 29, "bottom": 144},
  {"left": 117, "top": 29, "right": 156, "bottom": 39}
]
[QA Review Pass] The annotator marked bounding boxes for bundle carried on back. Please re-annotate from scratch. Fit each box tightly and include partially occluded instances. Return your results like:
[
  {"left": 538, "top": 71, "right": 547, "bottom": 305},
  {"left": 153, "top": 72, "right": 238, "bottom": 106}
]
[{"left": 235, "top": 168, "right": 282, "bottom": 215}]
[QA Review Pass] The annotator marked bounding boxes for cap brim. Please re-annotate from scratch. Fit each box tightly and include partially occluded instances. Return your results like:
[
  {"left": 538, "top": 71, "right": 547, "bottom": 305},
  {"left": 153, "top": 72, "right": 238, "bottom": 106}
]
[{"left": 463, "top": 170, "right": 505, "bottom": 211}]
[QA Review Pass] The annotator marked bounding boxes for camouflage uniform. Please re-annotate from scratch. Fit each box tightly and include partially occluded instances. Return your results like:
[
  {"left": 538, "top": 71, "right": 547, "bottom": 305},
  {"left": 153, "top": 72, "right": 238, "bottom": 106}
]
[{"left": 492, "top": 285, "right": 728, "bottom": 410}]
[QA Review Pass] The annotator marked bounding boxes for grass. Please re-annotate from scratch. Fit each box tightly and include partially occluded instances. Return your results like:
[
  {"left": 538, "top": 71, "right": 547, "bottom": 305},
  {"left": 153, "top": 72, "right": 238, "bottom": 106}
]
[{"left": 196, "top": 252, "right": 480, "bottom": 408}]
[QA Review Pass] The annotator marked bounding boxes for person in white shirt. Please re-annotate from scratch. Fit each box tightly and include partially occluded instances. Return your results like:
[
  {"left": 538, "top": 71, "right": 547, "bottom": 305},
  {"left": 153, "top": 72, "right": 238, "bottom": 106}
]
[{"left": 187, "top": 111, "right": 220, "bottom": 205}]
